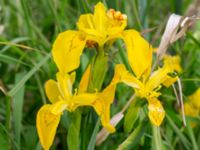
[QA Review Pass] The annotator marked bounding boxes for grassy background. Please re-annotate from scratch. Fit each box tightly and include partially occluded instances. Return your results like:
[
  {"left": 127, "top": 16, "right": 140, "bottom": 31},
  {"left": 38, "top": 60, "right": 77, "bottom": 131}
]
[{"left": 0, "top": 0, "right": 200, "bottom": 149}]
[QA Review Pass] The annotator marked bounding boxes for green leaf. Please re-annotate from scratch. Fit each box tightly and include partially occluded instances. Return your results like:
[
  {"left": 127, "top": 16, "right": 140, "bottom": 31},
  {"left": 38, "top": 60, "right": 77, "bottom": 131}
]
[
  {"left": 87, "top": 119, "right": 100, "bottom": 150},
  {"left": 166, "top": 114, "right": 191, "bottom": 150},
  {"left": 67, "top": 110, "right": 81, "bottom": 150},
  {"left": 13, "top": 72, "right": 26, "bottom": 149},
  {"left": 124, "top": 100, "right": 140, "bottom": 133},
  {"left": 186, "top": 120, "right": 199, "bottom": 150},
  {"left": 152, "top": 126, "right": 164, "bottom": 150},
  {"left": 0, "top": 53, "right": 31, "bottom": 67},
  {"left": 118, "top": 121, "right": 147, "bottom": 150},
  {"left": 0, "top": 124, "right": 9, "bottom": 150}
]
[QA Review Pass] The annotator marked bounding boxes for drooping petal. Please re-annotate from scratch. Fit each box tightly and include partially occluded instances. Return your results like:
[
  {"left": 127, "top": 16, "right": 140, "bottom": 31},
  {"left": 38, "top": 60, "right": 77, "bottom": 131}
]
[
  {"left": 93, "top": 84, "right": 117, "bottom": 132},
  {"left": 45, "top": 79, "right": 60, "bottom": 103},
  {"left": 121, "top": 30, "right": 153, "bottom": 78},
  {"left": 79, "top": 65, "right": 91, "bottom": 93},
  {"left": 147, "top": 98, "right": 165, "bottom": 126},
  {"left": 113, "top": 64, "right": 142, "bottom": 89},
  {"left": 52, "top": 30, "right": 86, "bottom": 74},
  {"left": 36, "top": 105, "right": 61, "bottom": 150},
  {"left": 162, "top": 75, "right": 178, "bottom": 88}
]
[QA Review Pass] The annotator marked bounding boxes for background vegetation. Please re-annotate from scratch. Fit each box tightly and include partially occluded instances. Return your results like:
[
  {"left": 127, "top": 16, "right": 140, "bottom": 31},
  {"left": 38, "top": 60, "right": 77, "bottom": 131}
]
[{"left": 0, "top": 0, "right": 200, "bottom": 149}]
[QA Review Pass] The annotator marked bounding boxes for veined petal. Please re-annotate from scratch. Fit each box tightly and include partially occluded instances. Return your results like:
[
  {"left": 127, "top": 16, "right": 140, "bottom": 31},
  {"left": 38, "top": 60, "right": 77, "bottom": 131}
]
[
  {"left": 94, "top": 2, "right": 108, "bottom": 34},
  {"left": 147, "top": 98, "right": 165, "bottom": 126},
  {"left": 79, "top": 65, "right": 91, "bottom": 93},
  {"left": 51, "top": 100, "right": 68, "bottom": 115},
  {"left": 36, "top": 105, "right": 61, "bottom": 150},
  {"left": 56, "top": 72, "right": 73, "bottom": 99},
  {"left": 114, "top": 64, "right": 142, "bottom": 89},
  {"left": 77, "top": 14, "right": 100, "bottom": 37},
  {"left": 52, "top": 30, "right": 86, "bottom": 74},
  {"left": 146, "top": 65, "right": 171, "bottom": 91},
  {"left": 45, "top": 79, "right": 60, "bottom": 103},
  {"left": 70, "top": 93, "right": 97, "bottom": 109},
  {"left": 121, "top": 30, "right": 153, "bottom": 78}
]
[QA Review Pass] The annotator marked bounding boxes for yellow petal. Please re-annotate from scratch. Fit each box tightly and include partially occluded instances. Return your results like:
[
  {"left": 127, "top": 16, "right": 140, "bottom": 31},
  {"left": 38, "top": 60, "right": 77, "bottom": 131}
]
[
  {"left": 93, "top": 100, "right": 115, "bottom": 133},
  {"left": 114, "top": 64, "right": 142, "bottom": 89},
  {"left": 77, "top": 3, "right": 108, "bottom": 45},
  {"left": 69, "top": 93, "right": 97, "bottom": 111},
  {"left": 93, "top": 2, "right": 107, "bottom": 34},
  {"left": 100, "top": 103, "right": 115, "bottom": 132},
  {"left": 162, "top": 75, "right": 178, "bottom": 88},
  {"left": 106, "top": 9, "right": 127, "bottom": 35},
  {"left": 121, "top": 30, "right": 153, "bottom": 78},
  {"left": 52, "top": 30, "right": 86, "bottom": 74},
  {"left": 189, "top": 88, "right": 200, "bottom": 109},
  {"left": 184, "top": 102, "right": 199, "bottom": 117},
  {"left": 56, "top": 72, "right": 73, "bottom": 99},
  {"left": 36, "top": 105, "right": 61, "bottom": 150},
  {"left": 51, "top": 100, "right": 68, "bottom": 115},
  {"left": 147, "top": 98, "right": 165, "bottom": 126},
  {"left": 45, "top": 79, "right": 60, "bottom": 103},
  {"left": 163, "top": 55, "right": 182, "bottom": 73},
  {"left": 77, "top": 14, "right": 100, "bottom": 38},
  {"left": 146, "top": 65, "right": 171, "bottom": 91},
  {"left": 93, "top": 84, "right": 117, "bottom": 132},
  {"left": 77, "top": 2, "right": 127, "bottom": 46},
  {"left": 79, "top": 65, "right": 91, "bottom": 93}
]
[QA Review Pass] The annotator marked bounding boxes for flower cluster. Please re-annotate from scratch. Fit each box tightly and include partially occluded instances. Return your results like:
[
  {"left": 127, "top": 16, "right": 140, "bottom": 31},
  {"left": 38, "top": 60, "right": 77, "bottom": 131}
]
[{"left": 36, "top": 2, "right": 180, "bottom": 150}]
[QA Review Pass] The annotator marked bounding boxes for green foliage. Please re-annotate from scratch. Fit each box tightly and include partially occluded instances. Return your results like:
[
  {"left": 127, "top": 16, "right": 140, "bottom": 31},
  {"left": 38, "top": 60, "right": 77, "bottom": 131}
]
[{"left": 0, "top": 0, "right": 200, "bottom": 149}]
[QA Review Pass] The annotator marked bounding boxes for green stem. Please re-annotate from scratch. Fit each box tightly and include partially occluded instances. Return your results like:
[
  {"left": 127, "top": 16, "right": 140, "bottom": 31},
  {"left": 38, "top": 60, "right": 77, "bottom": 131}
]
[
  {"left": 152, "top": 126, "right": 163, "bottom": 150},
  {"left": 85, "top": 46, "right": 108, "bottom": 150},
  {"left": 132, "top": 0, "right": 142, "bottom": 30},
  {"left": 87, "top": 47, "right": 108, "bottom": 92}
]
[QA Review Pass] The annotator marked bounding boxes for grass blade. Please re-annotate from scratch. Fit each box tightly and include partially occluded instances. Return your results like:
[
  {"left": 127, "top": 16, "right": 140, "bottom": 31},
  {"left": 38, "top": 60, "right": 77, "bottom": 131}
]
[
  {"left": 87, "top": 119, "right": 100, "bottom": 150},
  {"left": 7, "top": 53, "right": 51, "bottom": 97},
  {"left": 13, "top": 72, "right": 26, "bottom": 149},
  {"left": 166, "top": 114, "right": 191, "bottom": 150}
]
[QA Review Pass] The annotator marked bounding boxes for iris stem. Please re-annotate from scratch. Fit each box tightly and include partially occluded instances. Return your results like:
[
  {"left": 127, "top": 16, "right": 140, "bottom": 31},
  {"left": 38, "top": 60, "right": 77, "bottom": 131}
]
[{"left": 87, "top": 47, "right": 108, "bottom": 92}]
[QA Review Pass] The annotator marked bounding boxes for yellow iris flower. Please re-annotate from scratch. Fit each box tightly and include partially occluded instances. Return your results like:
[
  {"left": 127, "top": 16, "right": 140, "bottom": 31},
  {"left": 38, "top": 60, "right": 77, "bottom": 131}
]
[
  {"left": 113, "top": 33, "right": 180, "bottom": 126},
  {"left": 52, "top": 2, "right": 147, "bottom": 75},
  {"left": 37, "top": 2, "right": 183, "bottom": 149},
  {"left": 36, "top": 67, "right": 117, "bottom": 150}
]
